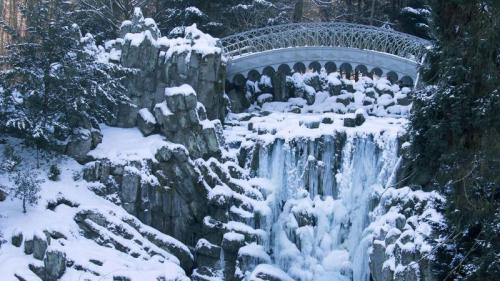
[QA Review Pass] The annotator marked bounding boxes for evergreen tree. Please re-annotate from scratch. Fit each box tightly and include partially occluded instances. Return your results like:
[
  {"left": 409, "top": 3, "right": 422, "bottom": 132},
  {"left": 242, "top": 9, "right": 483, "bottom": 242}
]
[
  {"left": 409, "top": 0, "right": 500, "bottom": 279},
  {"left": 10, "top": 169, "right": 43, "bottom": 213},
  {"left": 153, "top": 0, "right": 292, "bottom": 37},
  {"left": 0, "top": 0, "right": 131, "bottom": 150},
  {"left": 398, "top": 0, "right": 431, "bottom": 38},
  {"left": 75, "top": 0, "right": 152, "bottom": 43}
]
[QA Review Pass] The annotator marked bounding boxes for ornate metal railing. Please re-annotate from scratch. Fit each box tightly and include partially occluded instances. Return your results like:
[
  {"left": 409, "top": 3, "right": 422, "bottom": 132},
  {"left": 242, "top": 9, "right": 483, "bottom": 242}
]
[{"left": 221, "top": 22, "right": 431, "bottom": 63}]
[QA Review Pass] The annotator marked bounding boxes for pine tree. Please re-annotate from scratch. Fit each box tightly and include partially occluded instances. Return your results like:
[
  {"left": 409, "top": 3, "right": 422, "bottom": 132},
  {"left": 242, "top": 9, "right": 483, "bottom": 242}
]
[
  {"left": 153, "top": 0, "right": 292, "bottom": 37},
  {"left": 398, "top": 0, "right": 431, "bottom": 39},
  {"left": 11, "top": 169, "right": 43, "bottom": 213},
  {"left": 0, "top": 0, "right": 131, "bottom": 150},
  {"left": 75, "top": 0, "right": 152, "bottom": 43},
  {"left": 409, "top": 0, "right": 500, "bottom": 279}
]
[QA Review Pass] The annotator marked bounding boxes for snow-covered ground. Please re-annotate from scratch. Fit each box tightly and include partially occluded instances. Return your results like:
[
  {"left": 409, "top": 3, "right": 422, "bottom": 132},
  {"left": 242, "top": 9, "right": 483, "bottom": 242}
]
[
  {"left": 0, "top": 105, "right": 443, "bottom": 281},
  {"left": 0, "top": 134, "right": 190, "bottom": 281}
]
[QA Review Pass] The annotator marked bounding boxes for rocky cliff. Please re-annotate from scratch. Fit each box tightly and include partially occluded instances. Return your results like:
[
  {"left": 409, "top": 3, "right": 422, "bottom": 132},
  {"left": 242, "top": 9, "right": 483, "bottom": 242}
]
[{"left": 106, "top": 8, "right": 227, "bottom": 127}]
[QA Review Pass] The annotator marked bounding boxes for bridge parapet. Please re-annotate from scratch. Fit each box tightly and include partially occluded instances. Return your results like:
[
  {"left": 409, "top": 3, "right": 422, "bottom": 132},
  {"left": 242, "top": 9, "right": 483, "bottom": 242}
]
[
  {"left": 221, "top": 22, "right": 431, "bottom": 83},
  {"left": 221, "top": 22, "right": 430, "bottom": 63}
]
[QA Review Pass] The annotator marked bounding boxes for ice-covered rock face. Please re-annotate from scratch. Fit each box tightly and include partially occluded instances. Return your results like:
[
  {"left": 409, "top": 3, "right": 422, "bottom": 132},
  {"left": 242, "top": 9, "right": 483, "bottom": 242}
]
[{"left": 227, "top": 112, "right": 403, "bottom": 281}]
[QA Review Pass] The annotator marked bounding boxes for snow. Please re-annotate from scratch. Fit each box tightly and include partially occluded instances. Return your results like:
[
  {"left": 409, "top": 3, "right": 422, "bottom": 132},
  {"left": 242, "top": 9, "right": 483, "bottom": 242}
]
[
  {"left": 366, "top": 186, "right": 445, "bottom": 275},
  {"left": 185, "top": 6, "right": 204, "bottom": 16},
  {"left": 238, "top": 243, "right": 271, "bottom": 263},
  {"left": 138, "top": 108, "right": 157, "bottom": 124},
  {"left": 250, "top": 71, "right": 412, "bottom": 118},
  {"left": 223, "top": 232, "right": 245, "bottom": 242},
  {"left": 250, "top": 264, "right": 294, "bottom": 281},
  {"left": 162, "top": 24, "right": 221, "bottom": 59},
  {"left": 165, "top": 84, "right": 196, "bottom": 97},
  {"left": 155, "top": 101, "right": 173, "bottom": 116},
  {"left": 124, "top": 30, "right": 156, "bottom": 47},
  {"left": 88, "top": 125, "right": 174, "bottom": 164},
  {"left": 257, "top": 93, "right": 273, "bottom": 103},
  {"left": 196, "top": 239, "right": 216, "bottom": 250},
  {"left": 0, "top": 139, "right": 189, "bottom": 281}
]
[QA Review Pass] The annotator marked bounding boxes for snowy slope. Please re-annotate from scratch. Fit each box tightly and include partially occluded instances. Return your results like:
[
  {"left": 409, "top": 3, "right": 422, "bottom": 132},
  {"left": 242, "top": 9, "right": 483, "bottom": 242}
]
[{"left": 0, "top": 137, "right": 190, "bottom": 281}]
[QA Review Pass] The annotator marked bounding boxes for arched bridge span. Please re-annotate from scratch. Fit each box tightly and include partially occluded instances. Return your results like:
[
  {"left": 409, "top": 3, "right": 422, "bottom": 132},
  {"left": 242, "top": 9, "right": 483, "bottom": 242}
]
[{"left": 221, "top": 22, "right": 431, "bottom": 84}]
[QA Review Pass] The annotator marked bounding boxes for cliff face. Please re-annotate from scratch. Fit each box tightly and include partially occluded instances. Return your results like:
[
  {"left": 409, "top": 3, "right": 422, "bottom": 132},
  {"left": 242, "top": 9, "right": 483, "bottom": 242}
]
[{"left": 104, "top": 8, "right": 227, "bottom": 128}]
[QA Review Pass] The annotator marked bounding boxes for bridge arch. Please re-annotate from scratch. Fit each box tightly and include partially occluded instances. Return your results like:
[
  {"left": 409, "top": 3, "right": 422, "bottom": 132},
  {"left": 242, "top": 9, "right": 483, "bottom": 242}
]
[{"left": 221, "top": 22, "right": 431, "bottom": 84}]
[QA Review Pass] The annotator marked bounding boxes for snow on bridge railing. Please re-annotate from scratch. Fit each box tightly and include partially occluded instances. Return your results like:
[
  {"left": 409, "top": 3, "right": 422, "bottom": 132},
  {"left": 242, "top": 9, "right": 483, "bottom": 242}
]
[{"left": 220, "top": 22, "right": 431, "bottom": 64}]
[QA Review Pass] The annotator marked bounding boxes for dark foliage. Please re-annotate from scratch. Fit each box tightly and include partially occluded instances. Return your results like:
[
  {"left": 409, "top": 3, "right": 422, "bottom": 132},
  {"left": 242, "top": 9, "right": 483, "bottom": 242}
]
[
  {"left": 0, "top": 0, "right": 131, "bottom": 149},
  {"left": 409, "top": 0, "right": 500, "bottom": 279}
]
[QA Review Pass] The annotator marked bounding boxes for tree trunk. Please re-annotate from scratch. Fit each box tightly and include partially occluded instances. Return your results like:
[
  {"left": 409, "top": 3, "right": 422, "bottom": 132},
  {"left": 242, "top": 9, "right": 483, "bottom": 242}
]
[
  {"left": 293, "top": 0, "right": 304, "bottom": 22},
  {"left": 369, "top": 0, "right": 376, "bottom": 25},
  {"left": 23, "top": 197, "right": 26, "bottom": 213}
]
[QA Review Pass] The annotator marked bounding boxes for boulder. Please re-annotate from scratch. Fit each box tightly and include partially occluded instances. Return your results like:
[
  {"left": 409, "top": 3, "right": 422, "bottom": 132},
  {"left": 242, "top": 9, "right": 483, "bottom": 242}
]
[
  {"left": 293, "top": 210, "right": 316, "bottom": 227},
  {"left": 197, "top": 103, "right": 208, "bottom": 121},
  {"left": 221, "top": 232, "right": 246, "bottom": 254},
  {"left": 195, "top": 239, "right": 221, "bottom": 267},
  {"left": 322, "top": 117, "right": 334, "bottom": 124},
  {"left": 0, "top": 187, "right": 6, "bottom": 201},
  {"left": 90, "top": 129, "right": 103, "bottom": 149},
  {"left": 397, "top": 96, "right": 412, "bottom": 106},
  {"left": 11, "top": 232, "right": 22, "bottom": 247},
  {"left": 137, "top": 108, "right": 157, "bottom": 136},
  {"left": 336, "top": 96, "right": 353, "bottom": 106},
  {"left": 250, "top": 264, "right": 294, "bottom": 281},
  {"left": 66, "top": 128, "right": 92, "bottom": 162},
  {"left": 44, "top": 250, "right": 66, "bottom": 281},
  {"left": 109, "top": 101, "right": 140, "bottom": 128},
  {"left": 257, "top": 93, "right": 273, "bottom": 107},
  {"left": 369, "top": 240, "right": 387, "bottom": 281},
  {"left": 121, "top": 30, "right": 159, "bottom": 72},
  {"left": 343, "top": 117, "right": 356, "bottom": 127},
  {"left": 24, "top": 238, "right": 34, "bottom": 255},
  {"left": 237, "top": 243, "right": 271, "bottom": 276},
  {"left": 83, "top": 160, "right": 111, "bottom": 183},
  {"left": 33, "top": 235, "right": 48, "bottom": 260},
  {"left": 355, "top": 108, "right": 367, "bottom": 126},
  {"left": 192, "top": 266, "right": 219, "bottom": 281},
  {"left": 289, "top": 106, "right": 302, "bottom": 114},
  {"left": 120, "top": 167, "right": 141, "bottom": 205},
  {"left": 303, "top": 120, "right": 320, "bottom": 129},
  {"left": 162, "top": 41, "right": 226, "bottom": 120},
  {"left": 165, "top": 85, "right": 197, "bottom": 112}
]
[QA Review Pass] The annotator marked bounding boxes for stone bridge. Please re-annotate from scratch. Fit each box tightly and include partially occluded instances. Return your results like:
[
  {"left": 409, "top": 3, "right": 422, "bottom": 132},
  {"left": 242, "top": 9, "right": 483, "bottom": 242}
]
[{"left": 221, "top": 22, "right": 431, "bottom": 86}]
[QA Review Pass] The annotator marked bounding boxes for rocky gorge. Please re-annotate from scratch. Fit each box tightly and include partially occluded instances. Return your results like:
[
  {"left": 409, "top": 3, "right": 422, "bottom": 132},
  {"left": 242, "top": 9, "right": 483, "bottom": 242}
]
[{"left": 0, "top": 8, "right": 445, "bottom": 281}]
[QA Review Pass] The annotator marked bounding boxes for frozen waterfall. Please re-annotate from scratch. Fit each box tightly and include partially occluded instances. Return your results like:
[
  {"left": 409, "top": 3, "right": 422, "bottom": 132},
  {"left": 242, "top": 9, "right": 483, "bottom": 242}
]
[{"left": 252, "top": 131, "right": 400, "bottom": 281}]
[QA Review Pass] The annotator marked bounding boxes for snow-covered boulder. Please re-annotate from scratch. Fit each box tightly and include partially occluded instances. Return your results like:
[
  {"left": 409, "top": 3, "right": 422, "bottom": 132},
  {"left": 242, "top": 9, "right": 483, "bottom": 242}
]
[
  {"left": 236, "top": 243, "right": 271, "bottom": 278},
  {"left": 137, "top": 108, "right": 157, "bottom": 136},
  {"left": 195, "top": 239, "right": 221, "bottom": 268},
  {"left": 249, "top": 264, "right": 294, "bottom": 281}
]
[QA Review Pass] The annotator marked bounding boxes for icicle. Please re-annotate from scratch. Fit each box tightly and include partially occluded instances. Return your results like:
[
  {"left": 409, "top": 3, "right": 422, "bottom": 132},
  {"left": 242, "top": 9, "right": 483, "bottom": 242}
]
[{"left": 251, "top": 131, "right": 400, "bottom": 281}]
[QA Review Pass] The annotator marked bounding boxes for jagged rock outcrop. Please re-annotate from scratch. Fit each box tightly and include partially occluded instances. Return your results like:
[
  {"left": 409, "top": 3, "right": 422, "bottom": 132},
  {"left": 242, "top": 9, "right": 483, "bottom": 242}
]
[
  {"left": 368, "top": 187, "right": 445, "bottom": 281},
  {"left": 84, "top": 140, "right": 271, "bottom": 281},
  {"left": 104, "top": 8, "right": 227, "bottom": 128},
  {"left": 74, "top": 208, "right": 194, "bottom": 272},
  {"left": 154, "top": 85, "right": 222, "bottom": 159}
]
